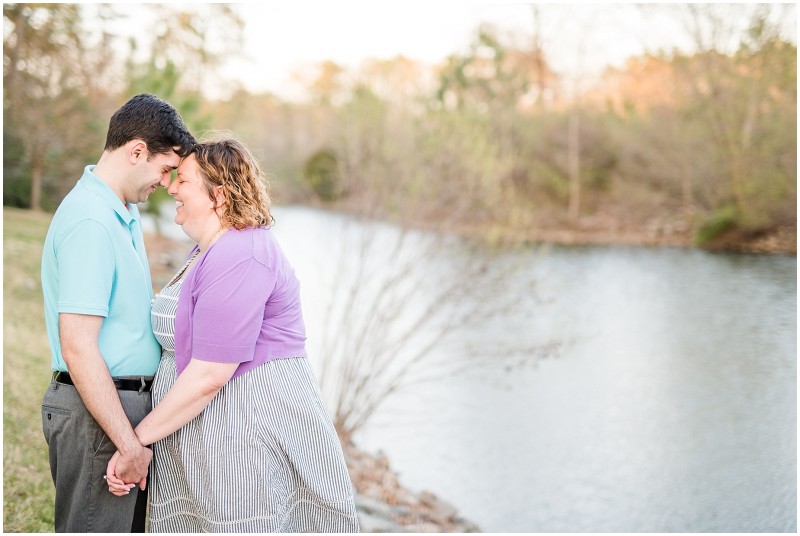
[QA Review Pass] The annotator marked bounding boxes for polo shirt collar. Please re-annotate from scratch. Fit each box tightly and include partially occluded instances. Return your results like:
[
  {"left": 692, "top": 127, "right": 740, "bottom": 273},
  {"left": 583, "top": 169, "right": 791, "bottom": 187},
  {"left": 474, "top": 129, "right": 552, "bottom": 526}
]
[{"left": 78, "top": 165, "right": 139, "bottom": 225}]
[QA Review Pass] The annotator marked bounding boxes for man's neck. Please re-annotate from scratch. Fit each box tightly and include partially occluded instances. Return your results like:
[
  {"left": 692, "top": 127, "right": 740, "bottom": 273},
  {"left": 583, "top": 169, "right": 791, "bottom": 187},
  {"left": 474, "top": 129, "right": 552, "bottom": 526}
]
[{"left": 93, "top": 152, "right": 128, "bottom": 205}]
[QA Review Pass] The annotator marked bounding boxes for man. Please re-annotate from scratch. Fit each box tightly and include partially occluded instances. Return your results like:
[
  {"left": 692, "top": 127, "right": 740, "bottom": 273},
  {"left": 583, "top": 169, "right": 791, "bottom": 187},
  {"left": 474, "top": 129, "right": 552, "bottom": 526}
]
[{"left": 40, "top": 94, "right": 195, "bottom": 532}]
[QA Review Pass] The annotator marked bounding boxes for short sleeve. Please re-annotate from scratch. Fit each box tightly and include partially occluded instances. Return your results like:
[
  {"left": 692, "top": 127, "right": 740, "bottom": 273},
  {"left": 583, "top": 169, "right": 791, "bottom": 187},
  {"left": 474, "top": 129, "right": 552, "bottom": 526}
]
[
  {"left": 56, "top": 220, "right": 115, "bottom": 317},
  {"left": 191, "top": 258, "right": 276, "bottom": 364}
]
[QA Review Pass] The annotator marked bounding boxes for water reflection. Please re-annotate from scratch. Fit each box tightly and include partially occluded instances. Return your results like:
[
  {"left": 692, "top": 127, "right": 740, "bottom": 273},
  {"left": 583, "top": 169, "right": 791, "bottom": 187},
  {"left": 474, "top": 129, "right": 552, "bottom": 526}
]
[{"left": 344, "top": 238, "right": 796, "bottom": 531}]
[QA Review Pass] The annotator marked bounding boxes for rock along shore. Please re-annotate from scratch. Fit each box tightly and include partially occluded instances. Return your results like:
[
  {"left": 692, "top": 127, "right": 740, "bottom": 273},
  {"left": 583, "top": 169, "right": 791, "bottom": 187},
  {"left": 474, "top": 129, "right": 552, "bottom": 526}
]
[{"left": 343, "top": 442, "right": 481, "bottom": 533}]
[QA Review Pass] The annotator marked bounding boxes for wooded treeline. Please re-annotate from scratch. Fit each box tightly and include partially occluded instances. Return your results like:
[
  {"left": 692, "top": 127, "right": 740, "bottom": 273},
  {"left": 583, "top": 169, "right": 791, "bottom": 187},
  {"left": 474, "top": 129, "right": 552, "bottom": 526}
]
[{"left": 4, "top": 3, "right": 796, "bottom": 249}]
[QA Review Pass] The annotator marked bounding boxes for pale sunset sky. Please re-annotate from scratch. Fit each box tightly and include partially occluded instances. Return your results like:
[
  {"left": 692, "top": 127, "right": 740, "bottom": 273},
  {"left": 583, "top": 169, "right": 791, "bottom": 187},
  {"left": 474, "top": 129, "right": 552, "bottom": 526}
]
[{"left": 106, "top": 2, "right": 797, "bottom": 101}]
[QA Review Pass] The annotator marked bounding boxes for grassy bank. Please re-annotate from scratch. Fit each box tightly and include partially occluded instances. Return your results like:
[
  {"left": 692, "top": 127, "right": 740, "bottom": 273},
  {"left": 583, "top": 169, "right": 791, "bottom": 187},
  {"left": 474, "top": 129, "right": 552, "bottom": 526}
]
[
  {"left": 3, "top": 207, "right": 56, "bottom": 532},
  {"left": 1, "top": 208, "right": 191, "bottom": 532}
]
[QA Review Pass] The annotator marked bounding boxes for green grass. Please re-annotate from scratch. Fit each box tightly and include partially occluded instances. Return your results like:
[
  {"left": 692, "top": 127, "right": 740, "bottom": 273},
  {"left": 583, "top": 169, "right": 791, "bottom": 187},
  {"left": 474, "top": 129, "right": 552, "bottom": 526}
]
[{"left": 3, "top": 207, "right": 56, "bottom": 532}]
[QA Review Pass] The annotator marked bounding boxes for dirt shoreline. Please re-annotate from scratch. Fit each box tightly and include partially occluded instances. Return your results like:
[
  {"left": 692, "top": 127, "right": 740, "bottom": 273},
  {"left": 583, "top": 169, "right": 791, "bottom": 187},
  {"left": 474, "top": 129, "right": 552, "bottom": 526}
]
[
  {"left": 433, "top": 220, "right": 797, "bottom": 255},
  {"left": 520, "top": 226, "right": 797, "bottom": 255},
  {"left": 318, "top": 200, "right": 796, "bottom": 255}
]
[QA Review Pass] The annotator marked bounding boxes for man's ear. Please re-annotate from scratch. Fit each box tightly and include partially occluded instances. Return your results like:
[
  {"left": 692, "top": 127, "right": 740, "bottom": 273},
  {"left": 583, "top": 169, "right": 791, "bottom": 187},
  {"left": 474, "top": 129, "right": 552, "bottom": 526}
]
[{"left": 128, "top": 140, "right": 148, "bottom": 164}]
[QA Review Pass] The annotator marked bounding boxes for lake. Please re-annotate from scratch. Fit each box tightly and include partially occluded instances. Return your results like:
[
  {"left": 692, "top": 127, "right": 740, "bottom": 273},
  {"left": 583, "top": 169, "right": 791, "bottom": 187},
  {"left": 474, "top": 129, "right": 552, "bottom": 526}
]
[{"left": 145, "top": 204, "right": 797, "bottom": 532}]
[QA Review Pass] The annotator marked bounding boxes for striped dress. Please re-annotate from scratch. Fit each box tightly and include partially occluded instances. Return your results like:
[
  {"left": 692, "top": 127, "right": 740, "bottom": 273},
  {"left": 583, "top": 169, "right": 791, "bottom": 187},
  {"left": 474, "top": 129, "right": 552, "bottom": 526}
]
[{"left": 148, "top": 256, "right": 360, "bottom": 532}]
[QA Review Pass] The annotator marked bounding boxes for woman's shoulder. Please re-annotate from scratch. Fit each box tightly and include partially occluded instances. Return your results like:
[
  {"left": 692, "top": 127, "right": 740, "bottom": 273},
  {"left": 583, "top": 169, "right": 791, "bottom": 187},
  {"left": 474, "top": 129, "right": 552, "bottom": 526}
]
[{"left": 207, "top": 227, "right": 280, "bottom": 268}]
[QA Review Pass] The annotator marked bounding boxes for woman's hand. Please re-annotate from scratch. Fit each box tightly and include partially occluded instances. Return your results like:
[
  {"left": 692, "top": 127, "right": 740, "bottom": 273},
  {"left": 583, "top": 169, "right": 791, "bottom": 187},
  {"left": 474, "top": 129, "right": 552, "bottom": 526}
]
[{"left": 105, "top": 450, "right": 141, "bottom": 496}]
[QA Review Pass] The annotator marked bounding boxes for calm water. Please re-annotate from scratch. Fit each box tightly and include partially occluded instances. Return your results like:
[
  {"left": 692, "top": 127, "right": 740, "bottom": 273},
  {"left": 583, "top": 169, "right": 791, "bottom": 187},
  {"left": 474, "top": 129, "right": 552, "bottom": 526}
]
[{"left": 145, "top": 205, "right": 797, "bottom": 532}]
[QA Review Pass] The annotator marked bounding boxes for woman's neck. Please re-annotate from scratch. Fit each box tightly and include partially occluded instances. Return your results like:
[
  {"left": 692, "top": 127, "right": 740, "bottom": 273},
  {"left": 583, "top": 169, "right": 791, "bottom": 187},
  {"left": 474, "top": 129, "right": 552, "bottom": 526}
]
[{"left": 197, "top": 224, "right": 228, "bottom": 252}]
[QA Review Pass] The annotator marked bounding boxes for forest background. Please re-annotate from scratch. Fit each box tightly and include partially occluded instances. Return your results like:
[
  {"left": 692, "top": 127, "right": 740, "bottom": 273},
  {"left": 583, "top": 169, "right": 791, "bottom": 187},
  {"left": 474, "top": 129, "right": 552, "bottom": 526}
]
[{"left": 3, "top": 3, "right": 797, "bottom": 253}]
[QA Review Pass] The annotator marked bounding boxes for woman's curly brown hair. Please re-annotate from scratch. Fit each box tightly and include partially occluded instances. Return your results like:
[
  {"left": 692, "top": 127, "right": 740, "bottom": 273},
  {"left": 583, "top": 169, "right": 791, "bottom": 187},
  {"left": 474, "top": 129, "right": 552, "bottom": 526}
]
[{"left": 192, "top": 138, "right": 273, "bottom": 230}]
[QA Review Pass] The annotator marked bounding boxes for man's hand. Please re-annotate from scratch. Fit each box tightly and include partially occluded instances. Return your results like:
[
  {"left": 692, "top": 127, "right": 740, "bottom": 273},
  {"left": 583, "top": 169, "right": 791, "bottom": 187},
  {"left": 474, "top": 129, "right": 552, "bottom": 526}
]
[
  {"left": 105, "top": 451, "right": 136, "bottom": 496},
  {"left": 114, "top": 445, "right": 152, "bottom": 490}
]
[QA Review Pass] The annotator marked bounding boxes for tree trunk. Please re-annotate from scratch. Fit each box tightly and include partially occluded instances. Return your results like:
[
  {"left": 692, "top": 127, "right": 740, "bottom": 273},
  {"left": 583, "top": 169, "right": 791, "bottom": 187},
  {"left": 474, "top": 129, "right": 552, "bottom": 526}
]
[
  {"left": 681, "top": 164, "right": 694, "bottom": 222},
  {"left": 5, "top": 5, "right": 30, "bottom": 108},
  {"left": 530, "top": 5, "right": 547, "bottom": 110},
  {"left": 567, "top": 107, "right": 581, "bottom": 223},
  {"left": 30, "top": 151, "right": 43, "bottom": 212}
]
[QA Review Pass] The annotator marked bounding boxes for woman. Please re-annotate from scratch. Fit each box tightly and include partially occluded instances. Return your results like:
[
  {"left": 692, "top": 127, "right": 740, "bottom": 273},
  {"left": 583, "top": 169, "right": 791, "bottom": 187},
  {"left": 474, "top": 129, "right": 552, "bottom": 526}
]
[{"left": 106, "top": 138, "right": 360, "bottom": 532}]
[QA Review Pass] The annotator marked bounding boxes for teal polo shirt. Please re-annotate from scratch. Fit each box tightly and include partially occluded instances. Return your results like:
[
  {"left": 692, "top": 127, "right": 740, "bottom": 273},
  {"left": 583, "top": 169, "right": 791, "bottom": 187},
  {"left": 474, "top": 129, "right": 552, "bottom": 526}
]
[{"left": 41, "top": 165, "right": 161, "bottom": 377}]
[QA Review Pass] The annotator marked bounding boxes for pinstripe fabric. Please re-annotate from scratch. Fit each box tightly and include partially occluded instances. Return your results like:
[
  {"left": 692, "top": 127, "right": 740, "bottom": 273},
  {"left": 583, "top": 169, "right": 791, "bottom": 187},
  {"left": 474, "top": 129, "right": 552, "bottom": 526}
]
[{"left": 148, "top": 263, "right": 359, "bottom": 533}]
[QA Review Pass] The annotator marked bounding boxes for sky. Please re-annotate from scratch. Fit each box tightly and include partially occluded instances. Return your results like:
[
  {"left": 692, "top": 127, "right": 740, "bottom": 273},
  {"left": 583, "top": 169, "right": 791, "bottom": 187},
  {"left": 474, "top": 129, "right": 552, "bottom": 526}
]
[
  {"left": 215, "top": 2, "right": 689, "bottom": 99},
  {"left": 107, "top": 2, "right": 797, "bottom": 101}
]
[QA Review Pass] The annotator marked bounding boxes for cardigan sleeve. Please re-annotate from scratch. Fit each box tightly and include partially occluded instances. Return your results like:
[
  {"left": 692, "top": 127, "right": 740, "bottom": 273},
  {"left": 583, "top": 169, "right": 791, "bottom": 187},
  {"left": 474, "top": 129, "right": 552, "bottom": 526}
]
[{"left": 190, "top": 257, "right": 276, "bottom": 364}]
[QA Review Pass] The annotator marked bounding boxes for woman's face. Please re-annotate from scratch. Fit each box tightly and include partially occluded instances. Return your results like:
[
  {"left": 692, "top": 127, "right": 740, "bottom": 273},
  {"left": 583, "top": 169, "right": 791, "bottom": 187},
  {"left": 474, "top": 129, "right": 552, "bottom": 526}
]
[{"left": 168, "top": 154, "right": 218, "bottom": 241}]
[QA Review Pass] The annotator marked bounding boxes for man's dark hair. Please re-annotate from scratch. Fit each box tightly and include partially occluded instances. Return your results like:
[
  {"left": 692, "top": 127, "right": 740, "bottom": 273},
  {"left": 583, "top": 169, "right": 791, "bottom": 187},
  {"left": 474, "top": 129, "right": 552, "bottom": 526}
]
[{"left": 104, "top": 93, "right": 195, "bottom": 157}]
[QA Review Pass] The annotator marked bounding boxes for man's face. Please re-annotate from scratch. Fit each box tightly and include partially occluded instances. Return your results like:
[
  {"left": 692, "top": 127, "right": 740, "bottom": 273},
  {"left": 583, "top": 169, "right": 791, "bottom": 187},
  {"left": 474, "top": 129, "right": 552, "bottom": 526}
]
[{"left": 125, "top": 149, "right": 181, "bottom": 204}]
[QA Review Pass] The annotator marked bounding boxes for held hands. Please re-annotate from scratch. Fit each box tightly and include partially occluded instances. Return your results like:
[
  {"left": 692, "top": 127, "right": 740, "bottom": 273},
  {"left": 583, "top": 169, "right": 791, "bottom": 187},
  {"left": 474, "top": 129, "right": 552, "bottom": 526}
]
[{"left": 105, "top": 447, "right": 152, "bottom": 496}]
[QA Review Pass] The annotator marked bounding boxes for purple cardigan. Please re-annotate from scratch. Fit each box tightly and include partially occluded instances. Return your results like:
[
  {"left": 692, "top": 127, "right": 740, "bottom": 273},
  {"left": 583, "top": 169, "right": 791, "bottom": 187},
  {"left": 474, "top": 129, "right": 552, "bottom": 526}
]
[{"left": 174, "top": 227, "right": 307, "bottom": 380}]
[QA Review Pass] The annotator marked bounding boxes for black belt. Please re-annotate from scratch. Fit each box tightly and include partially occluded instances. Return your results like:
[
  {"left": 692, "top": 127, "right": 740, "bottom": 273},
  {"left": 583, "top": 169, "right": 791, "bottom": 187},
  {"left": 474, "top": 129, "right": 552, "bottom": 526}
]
[{"left": 52, "top": 371, "right": 153, "bottom": 392}]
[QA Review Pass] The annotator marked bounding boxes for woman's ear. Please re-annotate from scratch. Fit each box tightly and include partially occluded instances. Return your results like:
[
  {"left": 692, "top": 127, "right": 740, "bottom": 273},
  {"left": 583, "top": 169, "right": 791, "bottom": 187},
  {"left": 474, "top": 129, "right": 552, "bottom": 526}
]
[{"left": 213, "top": 185, "right": 225, "bottom": 210}]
